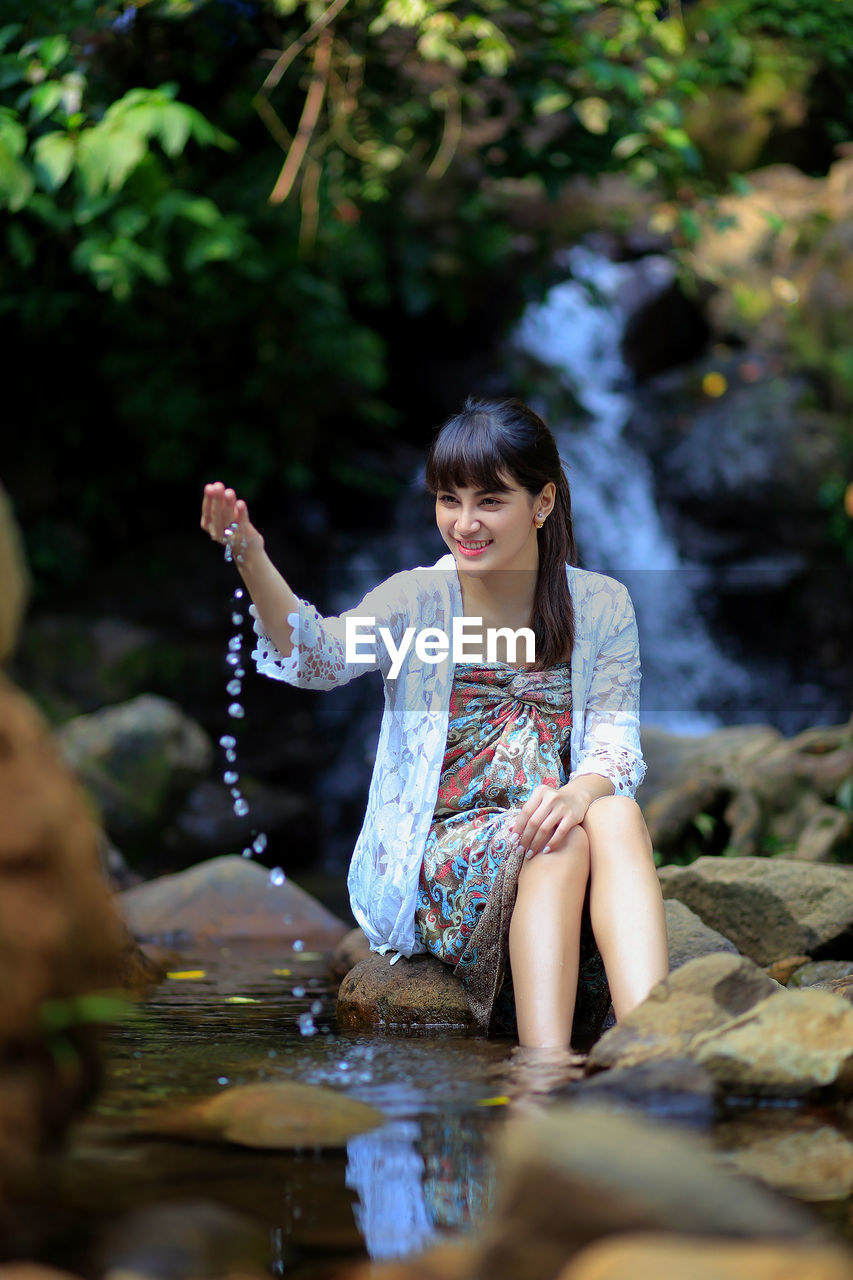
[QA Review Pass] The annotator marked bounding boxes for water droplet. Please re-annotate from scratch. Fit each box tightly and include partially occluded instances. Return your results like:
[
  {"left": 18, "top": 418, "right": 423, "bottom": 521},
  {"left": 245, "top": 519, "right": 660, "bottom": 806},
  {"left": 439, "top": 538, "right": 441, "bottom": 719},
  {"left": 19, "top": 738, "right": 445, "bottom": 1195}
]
[
  {"left": 292, "top": 939, "right": 305, "bottom": 953},
  {"left": 219, "top": 735, "right": 236, "bottom": 750},
  {"left": 297, "top": 1012, "right": 317, "bottom": 1037},
  {"left": 269, "top": 867, "right": 285, "bottom": 887},
  {"left": 228, "top": 702, "right": 245, "bottom": 719},
  {"left": 311, "top": 1000, "right": 323, "bottom": 1015},
  {"left": 225, "top": 748, "right": 236, "bottom": 763},
  {"left": 224, "top": 770, "right": 239, "bottom": 785},
  {"left": 228, "top": 635, "right": 243, "bottom": 652},
  {"left": 235, "top": 667, "right": 245, "bottom": 678},
  {"left": 253, "top": 833, "right": 268, "bottom": 854},
  {"left": 292, "top": 985, "right": 305, "bottom": 998},
  {"left": 226, "top": 678, "right": 242, "bottom": 696},
  {"left": 224, "top": 544, "right": 233, "bottom": 563},
  {"left": 226, "top": 652, "right": 240, "bottom": 667},
  {"left": 234, "top": 587, "right": 244, "bottom": 600},
  {"left": 231, "top": 612, "right": 243, "bottom": 626},
  {"left": 230, "top": 787, "right": 241, "bottom": 798},
  {"left": 241, "top": 848, "right": 252, "bottom": 858},
  {"left": 218, "top": 1076, "right": 229, "bottom": 1085},
  {"left": 234, "top": 798, "right": 249, "bottom": 817},
  {"left": 268, "top": 1048, "right": 277, "bottom": 1058}
]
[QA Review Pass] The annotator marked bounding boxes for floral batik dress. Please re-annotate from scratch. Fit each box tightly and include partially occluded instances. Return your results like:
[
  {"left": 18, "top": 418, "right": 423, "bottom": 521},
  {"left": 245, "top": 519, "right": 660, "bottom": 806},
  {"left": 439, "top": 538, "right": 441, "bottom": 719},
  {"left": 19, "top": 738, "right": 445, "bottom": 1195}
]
[{"left": 414, "top": 660, "right": 609, "bottom": 1036}]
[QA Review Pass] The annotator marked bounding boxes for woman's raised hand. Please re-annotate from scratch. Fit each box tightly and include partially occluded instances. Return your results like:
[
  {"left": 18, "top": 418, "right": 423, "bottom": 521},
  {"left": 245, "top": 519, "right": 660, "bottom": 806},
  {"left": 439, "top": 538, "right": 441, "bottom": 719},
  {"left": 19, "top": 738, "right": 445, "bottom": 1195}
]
[{"left": 200, "top": 482, "right": 264, "bottom": 560}]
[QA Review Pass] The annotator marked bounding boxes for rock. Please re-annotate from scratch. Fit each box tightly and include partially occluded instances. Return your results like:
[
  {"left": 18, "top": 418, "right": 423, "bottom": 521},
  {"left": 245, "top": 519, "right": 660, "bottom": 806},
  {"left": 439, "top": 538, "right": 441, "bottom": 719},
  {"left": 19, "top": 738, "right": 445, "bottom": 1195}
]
[
  {"left": 664, "top": 899, "right": 738, "bottom": 970},
  {"left": 119, "top": 855, "right": 348, "bottom": 947},
  {"left": 473, "top": 1106, "right": 822, "bottom": 1280},
  {"left": 0, "top": 675, "right": 127, "bottom": 1232},
  {"left": 337, "top": 953, "right": 476, "bottom": 1031},
  {"left": 555, "top": 1234, "right": 853, "bottom": 1280},
  {"left": 658, "top": 857, "right": 853, "bottom": 966},
  {"left": 93, "top": 1199, "right": 271, "bottom": 1279},
  {"left": 569, "top": 1058, "right": 718, "bottom": 1129},
  {"left": 764, "top": 955, "right": 812, "bottom": 985},
  {"left": 691, "top": 989, "right": 853, "bottom": 1099},
  {"left": 329, "top": 926, "right": 372, "bottom": 981},
  {"left": 136, "top": 1081, "right": 384, "bottom": 1149},
  {"left": 0, "top": 480, "right": 29, "bottom": 664},
  {"left": 56, "top": 694, "right": 213, "bottom": 851},
  {"left": 814, "top": 976, "right": 853, "bottom": 1005},
  {"left": 586, "top": 953, "right": 781, "bottom": 1074},
  {"left": 715, "top": 1112, "right": 853, "bottom": 1203},
  {"left": 788, "top": 960, "right": 853, "bottom": 989}
]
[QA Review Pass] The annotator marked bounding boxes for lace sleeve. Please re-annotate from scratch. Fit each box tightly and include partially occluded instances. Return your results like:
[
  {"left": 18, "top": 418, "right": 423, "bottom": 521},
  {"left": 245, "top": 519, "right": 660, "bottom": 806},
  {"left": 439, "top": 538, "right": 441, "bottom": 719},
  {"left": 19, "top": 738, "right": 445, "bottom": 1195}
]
[
  {"left": 570, "top": 581, "right": 646, "bottom": 797},
  {"left": 249, "top": 571, "right": 411, "bottom": 691}
]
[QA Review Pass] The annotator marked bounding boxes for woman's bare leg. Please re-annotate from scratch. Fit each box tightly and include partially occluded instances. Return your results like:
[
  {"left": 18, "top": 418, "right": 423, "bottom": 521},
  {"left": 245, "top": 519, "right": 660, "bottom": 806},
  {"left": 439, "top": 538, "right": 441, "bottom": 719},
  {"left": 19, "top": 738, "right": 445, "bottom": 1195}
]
[
  {"left": 583, "top": 796, "right": 669, "bottom": 1020},
  {"left": 508, "top": 826, "right": 591, "bottom": 1048}
]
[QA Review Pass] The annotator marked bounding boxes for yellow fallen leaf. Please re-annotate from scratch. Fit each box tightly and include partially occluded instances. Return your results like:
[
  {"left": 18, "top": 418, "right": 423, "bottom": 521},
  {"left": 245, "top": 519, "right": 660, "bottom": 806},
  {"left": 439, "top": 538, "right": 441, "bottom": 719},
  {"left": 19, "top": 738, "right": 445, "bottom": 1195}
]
[
  {"left": 702, "top": 371, "right": 727, "bottom": 398},
  {"left": 223, "top": 996, "right": 259, "bottom": 1004},
  {"left": 476, "top": 1096, "right": 510, "bottom": 1107},
  {"left": 272, "top": 969, "right": 292, "bottom": 977},
  {"left": 166, "top": 970, "right": 207, "bottom": 980}
]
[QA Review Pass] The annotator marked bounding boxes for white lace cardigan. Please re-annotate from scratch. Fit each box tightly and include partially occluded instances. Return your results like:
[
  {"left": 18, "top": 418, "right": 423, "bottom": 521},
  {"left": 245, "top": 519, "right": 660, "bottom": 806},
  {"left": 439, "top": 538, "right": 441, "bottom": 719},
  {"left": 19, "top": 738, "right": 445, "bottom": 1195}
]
[{"left": 250, "top": 553, "right": 645, "bottom": 958}]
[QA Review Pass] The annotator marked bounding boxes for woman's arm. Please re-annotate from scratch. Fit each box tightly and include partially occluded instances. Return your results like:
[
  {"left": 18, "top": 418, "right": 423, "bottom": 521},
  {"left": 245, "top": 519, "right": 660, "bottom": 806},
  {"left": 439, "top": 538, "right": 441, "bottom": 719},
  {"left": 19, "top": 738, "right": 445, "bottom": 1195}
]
[
  {"left": 201, "top": 482, "right": 299, "bottom": 657},
  {"left": 201, "top": 481, "right": 411, "bottom": 691}
]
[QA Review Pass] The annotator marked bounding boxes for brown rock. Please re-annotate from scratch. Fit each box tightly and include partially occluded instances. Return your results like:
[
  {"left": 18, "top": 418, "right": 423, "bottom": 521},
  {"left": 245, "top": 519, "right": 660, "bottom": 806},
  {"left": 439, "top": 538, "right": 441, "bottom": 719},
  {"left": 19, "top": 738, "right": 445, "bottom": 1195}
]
[
  {"left": 587, "top": 952, "right": 780, "bottom": 1073},
  {"left": 794, "top": 804, "right": 852, "bottom": 862},
  {"left": 658, "top": 857, "right": 853, "bottom": 966},
  {"left": 556, "top": 1234, "right": 853, "bottom": 1280},
  {"left": 0, "top": 675, "right": 126, "bottom": 1228},
  {"left": 816, "top": 976, "right": 853, "bottom": 1005},
  {"left": 715, "top": 1111, "right": 853, "bottom": 1202},
  {"left": 692, "top": 989, "right": 853, "bottom": 1098},
  {"left": 337, "top": 953, "right": 476, "bottom": 1030},
  {"left": 474, "top": 1106, "right": 822, "bottom": 1280},
  {"left": 328, "top": 926, "right": 372, "bottom": 981},
  {"left": 764, "top": 955, "right": 811, "bottom": 985},
  {"left": 663, "top": 899, "right": 738, "bottom": 970},
  {"left": 119, "top": 855, "right": 348, "bottom": 947},
  {"left": 136, "top": 1081, "right": 384, "bottom": 1149}
]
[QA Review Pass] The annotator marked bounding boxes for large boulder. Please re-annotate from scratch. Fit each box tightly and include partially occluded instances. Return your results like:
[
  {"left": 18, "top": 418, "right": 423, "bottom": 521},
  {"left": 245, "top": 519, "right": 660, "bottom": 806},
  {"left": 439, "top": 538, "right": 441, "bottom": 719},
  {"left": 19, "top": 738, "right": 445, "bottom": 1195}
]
[
  {"left": 0, "top": 675, "right": 127, "bottom": 1232},
  {"left": 658, "top": 857, "right": 853, "bottom": 965},
  {"left": 473, "top": 1106, "right": 825, "bottom": 1280},
  {"left": 337, "top": 953, "right": 475, "bottom": 1032},
  {"left": 56, "top": 694, "right": 213, "bottom": 852},
  {"left": 556, "top": 1235, "right": 853, "bottom": 1280},
  {"left": 119, "top": 855, "right": 348, "bottom": 947}
]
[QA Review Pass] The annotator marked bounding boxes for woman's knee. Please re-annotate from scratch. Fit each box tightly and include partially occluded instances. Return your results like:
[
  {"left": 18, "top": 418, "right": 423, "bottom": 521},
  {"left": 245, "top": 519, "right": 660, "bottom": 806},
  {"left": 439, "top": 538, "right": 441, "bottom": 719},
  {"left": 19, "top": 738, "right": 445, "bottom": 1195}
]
[
  {"left": 582, "top": 795, "right": 653, "bottom": 856},
  {"left": 532, "top": 824, "right": 590, "bottom": 877}
]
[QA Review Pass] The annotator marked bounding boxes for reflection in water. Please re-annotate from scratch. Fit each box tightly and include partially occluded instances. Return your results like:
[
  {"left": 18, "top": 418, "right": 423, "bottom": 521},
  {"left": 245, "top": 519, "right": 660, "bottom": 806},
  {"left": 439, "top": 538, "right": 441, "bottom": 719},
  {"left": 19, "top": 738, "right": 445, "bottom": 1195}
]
[
  {"left": 347, "top": 1121, "right": 435, "bottom": 1260},
  {"left": 346, "top": 1113, "right": 497, "bottom": 1259}
]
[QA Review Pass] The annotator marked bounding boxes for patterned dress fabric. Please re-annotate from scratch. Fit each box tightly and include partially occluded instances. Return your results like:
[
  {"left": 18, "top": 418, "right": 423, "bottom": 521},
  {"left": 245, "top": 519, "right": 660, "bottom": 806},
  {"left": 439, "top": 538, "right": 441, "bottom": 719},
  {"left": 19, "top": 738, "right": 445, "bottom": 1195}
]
[{"left": 415, "top": 661, "right": 609, "bottom": 1034}]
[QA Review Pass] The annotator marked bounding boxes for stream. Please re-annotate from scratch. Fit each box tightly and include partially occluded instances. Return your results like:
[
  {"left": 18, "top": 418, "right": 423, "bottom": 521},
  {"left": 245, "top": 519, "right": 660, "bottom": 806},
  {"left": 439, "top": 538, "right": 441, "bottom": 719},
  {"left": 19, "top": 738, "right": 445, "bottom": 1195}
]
[{"left": 44, "top": 941, "right": 852, "bottom": 1277}]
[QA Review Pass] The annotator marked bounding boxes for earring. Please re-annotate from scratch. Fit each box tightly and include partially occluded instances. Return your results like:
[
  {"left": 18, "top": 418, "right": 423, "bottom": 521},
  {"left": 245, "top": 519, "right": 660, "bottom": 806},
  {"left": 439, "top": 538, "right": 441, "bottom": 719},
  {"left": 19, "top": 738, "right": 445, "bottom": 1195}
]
[{"left": 535, "top": 511, "right": 545, "bottom": 528}]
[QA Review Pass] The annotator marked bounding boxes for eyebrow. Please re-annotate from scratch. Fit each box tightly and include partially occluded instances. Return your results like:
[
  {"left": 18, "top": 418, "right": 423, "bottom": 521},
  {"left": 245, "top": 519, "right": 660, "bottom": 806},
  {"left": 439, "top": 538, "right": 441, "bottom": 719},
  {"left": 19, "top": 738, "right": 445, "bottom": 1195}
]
[{"left": 438, "top": 485, "right": 511, "bottom": 496}]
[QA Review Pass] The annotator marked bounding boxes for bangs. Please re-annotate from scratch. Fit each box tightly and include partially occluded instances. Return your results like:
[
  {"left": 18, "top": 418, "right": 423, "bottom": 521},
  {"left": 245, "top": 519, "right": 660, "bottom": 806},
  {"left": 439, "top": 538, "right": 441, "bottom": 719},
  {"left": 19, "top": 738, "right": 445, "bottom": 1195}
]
[{"left": 425, "top": 410, "right": 517, "bottom": 495}]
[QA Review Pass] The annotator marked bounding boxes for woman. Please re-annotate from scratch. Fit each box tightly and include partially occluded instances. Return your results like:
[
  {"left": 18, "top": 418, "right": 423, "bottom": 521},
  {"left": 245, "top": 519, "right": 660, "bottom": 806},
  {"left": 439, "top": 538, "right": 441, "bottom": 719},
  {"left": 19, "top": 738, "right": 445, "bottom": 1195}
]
[{"left": 200, "top": 397, "right": 669, "bottom": 1050}]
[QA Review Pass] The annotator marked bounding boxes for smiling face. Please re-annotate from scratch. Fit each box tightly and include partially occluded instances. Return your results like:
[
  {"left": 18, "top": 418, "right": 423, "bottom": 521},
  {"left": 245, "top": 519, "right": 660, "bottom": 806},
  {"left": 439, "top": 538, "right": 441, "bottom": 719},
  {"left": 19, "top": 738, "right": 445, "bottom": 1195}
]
[{"left": 435, "top": 472, "right": 554, "bottom": 574}]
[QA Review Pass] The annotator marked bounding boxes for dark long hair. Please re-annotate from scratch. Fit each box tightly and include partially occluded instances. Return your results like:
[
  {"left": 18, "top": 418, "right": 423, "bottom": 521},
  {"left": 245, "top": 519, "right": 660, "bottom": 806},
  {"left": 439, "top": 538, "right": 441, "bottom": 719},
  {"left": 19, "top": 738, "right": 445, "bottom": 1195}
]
[{"left": 424, "top": 397, "right": 577, "bottom": 671}]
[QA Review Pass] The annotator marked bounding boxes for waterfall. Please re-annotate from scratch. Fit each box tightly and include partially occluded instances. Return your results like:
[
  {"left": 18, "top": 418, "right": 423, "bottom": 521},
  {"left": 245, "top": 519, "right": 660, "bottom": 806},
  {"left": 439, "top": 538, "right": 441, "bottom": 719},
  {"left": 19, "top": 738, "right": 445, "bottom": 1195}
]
[{"left": 512, "top": 243, "right": 751, "bottom": 732}]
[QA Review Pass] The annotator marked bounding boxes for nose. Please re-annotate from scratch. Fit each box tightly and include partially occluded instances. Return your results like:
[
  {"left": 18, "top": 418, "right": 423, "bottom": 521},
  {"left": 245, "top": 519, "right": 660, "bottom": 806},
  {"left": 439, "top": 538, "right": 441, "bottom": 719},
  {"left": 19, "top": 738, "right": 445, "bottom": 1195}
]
[{"left": 453, "top": 507, "right": 482, "bottom": 536}]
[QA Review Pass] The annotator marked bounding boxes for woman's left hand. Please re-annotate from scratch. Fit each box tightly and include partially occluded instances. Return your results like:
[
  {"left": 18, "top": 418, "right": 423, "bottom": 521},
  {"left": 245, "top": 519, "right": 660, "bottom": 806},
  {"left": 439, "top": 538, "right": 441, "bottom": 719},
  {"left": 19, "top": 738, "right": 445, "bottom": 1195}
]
[{"left": 509, "top": 783, "right": 590, "bottom": 860}]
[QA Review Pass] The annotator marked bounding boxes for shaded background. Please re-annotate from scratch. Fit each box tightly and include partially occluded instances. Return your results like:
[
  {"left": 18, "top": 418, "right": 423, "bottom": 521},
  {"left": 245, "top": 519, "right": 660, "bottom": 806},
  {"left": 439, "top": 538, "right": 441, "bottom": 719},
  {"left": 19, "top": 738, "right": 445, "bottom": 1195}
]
[{"left": 2, "top": 0, "right": 852, "bottom": 885}]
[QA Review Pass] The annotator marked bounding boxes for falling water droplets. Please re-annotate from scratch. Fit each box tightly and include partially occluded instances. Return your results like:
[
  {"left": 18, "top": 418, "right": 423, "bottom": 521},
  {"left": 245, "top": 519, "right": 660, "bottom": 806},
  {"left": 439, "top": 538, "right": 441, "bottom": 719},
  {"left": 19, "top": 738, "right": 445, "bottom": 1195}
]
[
  {"left": 297, "top": 1012, "right": 317, "bottom": 1037},
  {"left": 225, "top": 652, "right": 240, "bottom": 667},
  {"left": 310, "top": 999, "right": 323, "bottom": 1016},
  {"left": 225, "top": 748, "right": 236, "bottom": 763},
  {"left": 231, "top": 612, "right": 243, "bottom": 626},
  {"left": 227, "top": 702, "right": 245, "bottom": 719},
  {"left": 223, "top": 770, "right": 238, "bottom": 785},
  {"left": 292, "top": 986, "right": 306, "bottom": 999},
  {"left": 228, "top": 635, "right": 243, "bottom": 652},
  {"left": 233, "top": 588, "right": 244, "bottom": 600},
  {"left": 226, "top": 678, "right": 242, "bottom": 696},
  {"left": 230, "top": 787, "right": 241, "bottom": 799},
  {"left": 269, "top": 867, "right": 285, "bottom": 887},
  {"left": 253, "top": 833, "right": 268, "bottom": 854},
  {"left": 219, "top": 735, "right": 236, "bottom": 750},
  {"left": 292, "top": 939, "right": 305, "bottom": 953},
  {"left": 234, "top": 798, "right": 249, "bottom": 817},
  {"left": 242, "top": 847, "right": 253, "bottom": 858}
]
